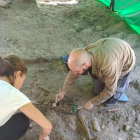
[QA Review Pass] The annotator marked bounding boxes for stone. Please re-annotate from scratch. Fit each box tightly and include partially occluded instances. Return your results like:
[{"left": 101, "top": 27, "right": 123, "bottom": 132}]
[
  {"left": 80, "top": 28, "right": 93, "bottom": 36},
  {"left": 103, "top": 34, "right": 108, "bottom": 38},
  {"left": 6, "top": 38, "right": 10, "bottom": 41},
  {"left": 72, "top": 24, "right": 79, "bottom": 30},
  {"left": 101, "top": 124, "right": 105, "bottom": 129},
  {"left": 13, "top": 41, "right": 17, "bottom": 45},
  {"left": 68, "top": 29, "right": 77, "bottom": 34},
  {"left": 96, "top": 25, "right": 102, "bottom": 31},
  {"left": 52, "top": 103, "right": 56, "bottom": 108},
  {"left": 91, "top": 118, "right": 101, "bottom": 132},
  {"left": 43, "top": 101, "right": 48, "bottom": 105},
  {"left": 0, "top": 0, "right": 11, "bottom": 8},
  {"left": 72, "top": 24, "right": 83, "bottom": 32},
  {"left": 124, "top": 125, "right": 130, "bottom": 131}
]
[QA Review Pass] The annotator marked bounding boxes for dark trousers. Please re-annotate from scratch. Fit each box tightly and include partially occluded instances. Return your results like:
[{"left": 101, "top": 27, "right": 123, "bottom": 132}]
[
  {"left": 93, "top": 71, "right": 132, "bottom": 103},
  {"left": 0, "top": 112, "right": 30, "bottom": 140},
  {"left": 110, "top": 0, "right": 115, "bottom": 11}
]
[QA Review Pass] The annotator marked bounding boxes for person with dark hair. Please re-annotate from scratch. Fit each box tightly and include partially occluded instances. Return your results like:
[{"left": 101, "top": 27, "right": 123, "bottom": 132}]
[
  {"left": 0, "top": 54, "right": 52, "bottom": 140},
  {"left": 55, "top": 38, "right": 136, "bottom": 110}
]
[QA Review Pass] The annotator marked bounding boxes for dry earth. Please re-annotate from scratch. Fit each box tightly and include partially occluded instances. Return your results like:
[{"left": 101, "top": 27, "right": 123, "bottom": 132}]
[{"left": 0, "top": 0, "right": 140, "bottom": 140}]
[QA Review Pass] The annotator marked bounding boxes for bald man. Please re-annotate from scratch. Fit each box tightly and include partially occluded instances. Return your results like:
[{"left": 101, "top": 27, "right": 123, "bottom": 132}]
[{"left": 55, "top": 38, "right": 136, "bottom": 110}]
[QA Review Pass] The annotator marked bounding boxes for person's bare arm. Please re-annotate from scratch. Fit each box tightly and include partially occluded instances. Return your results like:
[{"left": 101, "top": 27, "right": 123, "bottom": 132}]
[
  {"left": 55, "top": 71, "right": 79, "bottom": 103},
  {"left": 61, "top": 70, "right": 79, "bottom": 93},
  {"left": 19, "top": 102, "right": 52, "bottom": 139}
]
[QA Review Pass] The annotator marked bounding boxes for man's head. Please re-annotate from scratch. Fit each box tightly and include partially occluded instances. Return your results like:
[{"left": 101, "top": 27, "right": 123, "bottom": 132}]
[{"left": 68, "top": 49, "right": 91, "bottom": 75}]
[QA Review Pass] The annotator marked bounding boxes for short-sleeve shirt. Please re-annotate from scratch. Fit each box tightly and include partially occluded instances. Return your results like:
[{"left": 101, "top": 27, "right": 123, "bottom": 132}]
[{"left": 0, "top": 80, "right": 31, "bottom": 126}]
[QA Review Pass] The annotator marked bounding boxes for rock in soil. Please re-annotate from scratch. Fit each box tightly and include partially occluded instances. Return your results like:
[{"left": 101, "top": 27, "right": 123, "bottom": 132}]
[
  {"left": 124, "top": 125, "right": 131, "bottom": 131},
  {"left": 0, "top": 0, "right": 11, "bottom": 8},
  {"left": 91, "top": 118, "right": 101, "bottom": 132}
]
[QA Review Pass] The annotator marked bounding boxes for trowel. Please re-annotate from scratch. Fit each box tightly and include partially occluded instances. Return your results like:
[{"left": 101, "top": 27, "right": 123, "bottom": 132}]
[{"left": 62, "top": 104, "right": 83, "bottom": 115}]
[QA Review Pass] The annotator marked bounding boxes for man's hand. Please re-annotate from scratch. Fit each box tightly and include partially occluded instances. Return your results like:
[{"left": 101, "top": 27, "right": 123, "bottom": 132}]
[
  {"left": 83, "top": 100, "right": 93, "bottom": 110},
  {"left": 55, "top": 92, "right": 65, "bottom": 104}
]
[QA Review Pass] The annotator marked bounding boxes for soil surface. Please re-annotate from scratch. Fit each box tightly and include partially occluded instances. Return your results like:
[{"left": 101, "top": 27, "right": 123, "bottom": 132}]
[{"left": 0, "top": 0, "right": 140, "bottom": 140}]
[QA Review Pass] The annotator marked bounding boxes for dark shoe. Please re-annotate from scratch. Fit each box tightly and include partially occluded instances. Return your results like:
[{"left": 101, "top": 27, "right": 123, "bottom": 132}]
[
  {"left": 105, "top": 93, "right": 129, "bottom": 106},
  {"left": 105, "top": 92, "right": 122, "bottom": 106},
  {"left": 105, "top": 97, "right": 119, "bottom": 106}
]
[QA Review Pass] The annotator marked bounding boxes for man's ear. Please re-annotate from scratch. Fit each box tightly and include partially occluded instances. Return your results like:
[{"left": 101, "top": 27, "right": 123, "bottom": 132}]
[{"left": 83, "top": 63, "right": 88, "bottom": 69}]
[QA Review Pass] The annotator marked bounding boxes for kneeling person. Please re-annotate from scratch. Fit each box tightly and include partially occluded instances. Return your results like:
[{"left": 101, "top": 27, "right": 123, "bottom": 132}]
[
  {"left": 55, "top": 38, "right": 135, "bottom": 110},
  {"left": 0, "top": 54, "right": 52, "bottom": 140}
]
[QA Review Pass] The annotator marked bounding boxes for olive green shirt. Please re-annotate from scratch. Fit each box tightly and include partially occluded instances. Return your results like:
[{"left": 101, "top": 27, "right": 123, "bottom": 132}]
[{"left": 62, "top": 38, "right": 136, "bottom": 105}]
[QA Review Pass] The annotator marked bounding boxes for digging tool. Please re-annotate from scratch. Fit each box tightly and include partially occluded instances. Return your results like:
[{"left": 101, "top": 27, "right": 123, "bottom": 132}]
[
  {"left": 61, "top": 111, "right": 77, "bottom": 115},
  {"left": 70, "top": 104, "right": 83, "bottom": 113},
  {"left": 56, "top": 87, "right": 62, "bottom": 106},
  {"left": 100, "top": 108, "right": 120, "bottom": 114},
  {"left": 62, "top": 104, "right": 83, "bottom": 115}
]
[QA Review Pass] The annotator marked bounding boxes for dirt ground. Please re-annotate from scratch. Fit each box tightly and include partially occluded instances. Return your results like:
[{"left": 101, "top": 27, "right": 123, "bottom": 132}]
[{"left": 0, "top": 0, "right": 140, "bottom": 140}]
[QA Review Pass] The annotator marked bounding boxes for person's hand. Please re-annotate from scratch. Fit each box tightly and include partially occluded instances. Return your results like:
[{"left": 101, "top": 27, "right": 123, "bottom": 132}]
[
  {"left": 83, "top": 100, "right": 93, "bottom": 110},
  {"left": 55, "top": 92, "right": 65, "bottom": 104},
  {"left": 39, "top": 134, "right": 49, "bottom": 140},
  {"left": 44, "top": 136, "right": 49, "bottom": 140}
]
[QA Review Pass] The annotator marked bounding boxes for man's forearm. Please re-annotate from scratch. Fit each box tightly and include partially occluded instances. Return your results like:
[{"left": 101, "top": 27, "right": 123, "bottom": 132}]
[
  {"left": 62, "top": 71, "right": 79, "bottom": 93},
  {"left": 91, "top": 88, "right": 116, "bottom": 105}
]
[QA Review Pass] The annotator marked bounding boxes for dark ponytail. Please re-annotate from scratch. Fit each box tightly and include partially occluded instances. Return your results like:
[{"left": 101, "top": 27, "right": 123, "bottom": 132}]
[{"left": 0, "top": 54, "right": 27, "bottom": 83}]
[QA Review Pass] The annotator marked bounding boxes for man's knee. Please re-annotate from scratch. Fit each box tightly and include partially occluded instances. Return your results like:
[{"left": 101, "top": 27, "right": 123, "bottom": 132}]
[
  {"left": 117, "top": 71, "right": 132, "bottom": 93},
  {"left": 93, "top": 79, "right": 105, "bottom": 95}
]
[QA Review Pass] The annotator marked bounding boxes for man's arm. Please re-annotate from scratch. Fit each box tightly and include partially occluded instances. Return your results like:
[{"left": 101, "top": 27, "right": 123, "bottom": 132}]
[
  {"left": 55, "top": 70, "right": 79, "bottom": 103},
  {"left": 61, "top": 70, "right": 79, "bottom": 93}
]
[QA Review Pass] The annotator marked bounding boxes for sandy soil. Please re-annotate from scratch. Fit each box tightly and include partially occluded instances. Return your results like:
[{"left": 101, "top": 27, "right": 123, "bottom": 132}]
[{"left": 0, "top": 0, "right": 140, "bottom": 140}]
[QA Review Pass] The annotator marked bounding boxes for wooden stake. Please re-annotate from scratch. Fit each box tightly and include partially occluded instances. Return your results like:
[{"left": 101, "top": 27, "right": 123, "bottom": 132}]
[{"left": 38, "top": 86, "right": 50, "bottom": 93}]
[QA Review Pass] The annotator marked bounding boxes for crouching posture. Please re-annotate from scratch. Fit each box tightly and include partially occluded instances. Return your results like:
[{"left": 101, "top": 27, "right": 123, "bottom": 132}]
[
  {"left": 0, "top": 55, "right": 52, "bottom": 140},
  {"left": 55, "top": 38, "right": 136, "bottom": 110}
]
